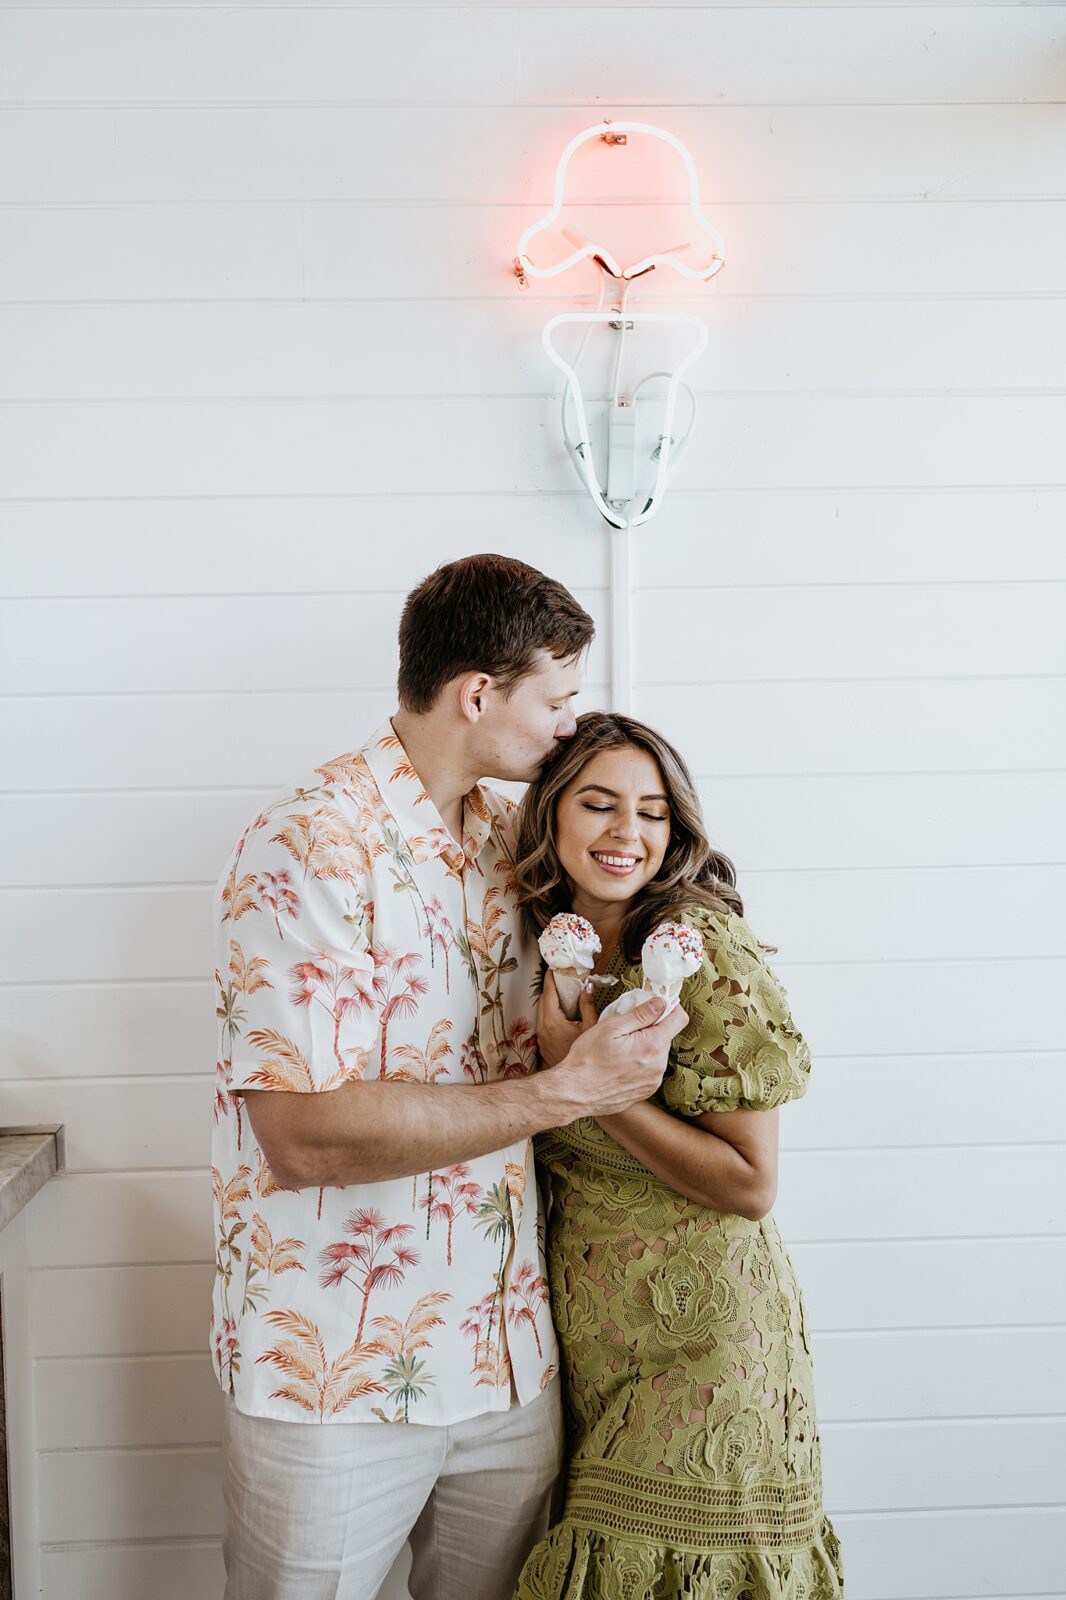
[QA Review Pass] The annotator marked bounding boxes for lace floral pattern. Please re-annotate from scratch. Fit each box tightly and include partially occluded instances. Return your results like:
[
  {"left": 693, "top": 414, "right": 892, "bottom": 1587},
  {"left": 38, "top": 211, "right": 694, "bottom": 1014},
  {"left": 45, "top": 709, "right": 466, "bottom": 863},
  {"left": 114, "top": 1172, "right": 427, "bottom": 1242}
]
[{"left": 515, "top": 910, "right": 843, "bottom": 1600}]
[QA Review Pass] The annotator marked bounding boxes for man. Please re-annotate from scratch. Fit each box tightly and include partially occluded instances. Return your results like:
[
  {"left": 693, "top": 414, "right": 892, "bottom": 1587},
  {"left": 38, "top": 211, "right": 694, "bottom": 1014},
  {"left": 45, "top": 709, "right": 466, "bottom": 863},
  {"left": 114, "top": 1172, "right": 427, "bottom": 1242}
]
[{"left": 211, "top": 554, "right": 686, "bottom": 1599}]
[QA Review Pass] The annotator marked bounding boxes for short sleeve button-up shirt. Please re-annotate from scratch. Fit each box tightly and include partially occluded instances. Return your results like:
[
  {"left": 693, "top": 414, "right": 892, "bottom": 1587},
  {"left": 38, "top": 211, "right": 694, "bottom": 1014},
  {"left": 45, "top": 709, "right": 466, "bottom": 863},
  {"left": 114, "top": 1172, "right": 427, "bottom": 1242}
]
[{"left": 210, "top": 720, "right": 558, "bottom": 1425}]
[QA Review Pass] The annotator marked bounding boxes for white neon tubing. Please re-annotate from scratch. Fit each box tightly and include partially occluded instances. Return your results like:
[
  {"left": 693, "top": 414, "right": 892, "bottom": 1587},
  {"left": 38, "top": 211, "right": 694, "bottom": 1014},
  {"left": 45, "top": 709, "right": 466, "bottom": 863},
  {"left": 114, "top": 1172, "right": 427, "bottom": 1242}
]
[
  {"left": 518, "top": 123, "right": 725, "bottom": 284},
  {"left": 542, "top": 311, "right": 708, "bottom": 528},
  {"left": 611, "top": 524, "right": 633, "bottom": 715}
]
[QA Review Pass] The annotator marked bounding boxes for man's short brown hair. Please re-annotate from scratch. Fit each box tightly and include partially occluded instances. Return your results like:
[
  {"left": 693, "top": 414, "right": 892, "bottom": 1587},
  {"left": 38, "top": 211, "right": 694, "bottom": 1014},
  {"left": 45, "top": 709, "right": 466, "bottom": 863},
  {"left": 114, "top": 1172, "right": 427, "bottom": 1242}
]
[{"left": 397, "top": 554, "right": 595, "bottom": 714}]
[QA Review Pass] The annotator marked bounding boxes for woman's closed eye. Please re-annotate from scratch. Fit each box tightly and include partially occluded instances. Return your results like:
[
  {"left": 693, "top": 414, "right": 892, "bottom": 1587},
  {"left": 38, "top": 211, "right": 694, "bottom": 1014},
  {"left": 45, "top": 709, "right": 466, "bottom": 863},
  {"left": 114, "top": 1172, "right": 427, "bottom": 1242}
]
[{"left": 582, "top": 803, "right": 668, "bottom": 822}]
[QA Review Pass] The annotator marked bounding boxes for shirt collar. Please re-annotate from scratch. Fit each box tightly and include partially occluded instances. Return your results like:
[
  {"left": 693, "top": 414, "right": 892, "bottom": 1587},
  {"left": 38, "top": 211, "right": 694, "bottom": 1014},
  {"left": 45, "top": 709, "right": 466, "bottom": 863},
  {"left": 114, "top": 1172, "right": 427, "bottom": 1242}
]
[{"left": 360, "top": 719, "right": 493, "bottom": 872}]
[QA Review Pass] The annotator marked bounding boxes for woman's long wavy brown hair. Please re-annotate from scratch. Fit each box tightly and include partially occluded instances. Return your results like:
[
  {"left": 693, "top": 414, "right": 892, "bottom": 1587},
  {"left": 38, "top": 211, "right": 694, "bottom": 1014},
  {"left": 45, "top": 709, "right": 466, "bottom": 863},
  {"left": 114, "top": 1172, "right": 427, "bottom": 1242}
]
[{"left": 514, "top": 712, "right": 746, "bottom": 964}]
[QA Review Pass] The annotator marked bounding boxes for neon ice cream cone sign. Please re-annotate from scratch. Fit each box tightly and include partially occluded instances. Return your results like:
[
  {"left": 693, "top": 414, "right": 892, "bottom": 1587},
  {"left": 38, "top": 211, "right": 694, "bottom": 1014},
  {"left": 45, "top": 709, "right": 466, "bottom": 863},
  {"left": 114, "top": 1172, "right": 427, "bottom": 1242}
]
[{"left": 515, "top": 121, "right": 725, "bottom": 528}]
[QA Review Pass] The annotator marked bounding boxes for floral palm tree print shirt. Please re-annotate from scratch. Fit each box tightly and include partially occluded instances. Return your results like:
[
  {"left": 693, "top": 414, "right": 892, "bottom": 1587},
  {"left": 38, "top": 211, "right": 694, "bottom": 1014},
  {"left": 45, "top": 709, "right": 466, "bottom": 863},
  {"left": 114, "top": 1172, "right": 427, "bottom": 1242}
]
[{"left": 211, "top": 720, "right": 558, "bottom": 1425}]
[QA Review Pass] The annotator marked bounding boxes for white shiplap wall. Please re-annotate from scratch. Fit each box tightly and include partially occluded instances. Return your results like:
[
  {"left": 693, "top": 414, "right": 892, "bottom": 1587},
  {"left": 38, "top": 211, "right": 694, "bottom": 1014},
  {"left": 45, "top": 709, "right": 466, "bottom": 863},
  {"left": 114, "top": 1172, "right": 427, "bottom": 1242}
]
[{"left": 2, "top": 5, "right": 1065, "bottom": 1598}]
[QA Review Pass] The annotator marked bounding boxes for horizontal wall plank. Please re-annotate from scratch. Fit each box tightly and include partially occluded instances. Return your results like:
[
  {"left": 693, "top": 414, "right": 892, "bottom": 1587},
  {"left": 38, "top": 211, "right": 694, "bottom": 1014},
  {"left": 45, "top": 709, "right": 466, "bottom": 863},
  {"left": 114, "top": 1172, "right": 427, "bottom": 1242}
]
[
  {"left": 0, "top": 791, "right": 272, "bottom": 886},
  {"left": 32, "top": 1263, "right": 214, "bottom": 1357},
  {"left": 4, "top": 395, "right": 1065, "bottom": 498},
  {"left": 7, "top": 299, "right": 1066, "bottom": 399},
  {"left": 792, "top": 1238, "right": 1066, "bottom": 1331},
  {"left": 2, "top": 773, "right": 1064, "bottom": 885},
  {"left": 40, "top": 1543, "right": 225, "bottom": 1600},
  {"left": 32, "top": 1238, "right": 1066, "bottom": 1365},
  {"left": 5, "top": 10, "right": 1063, "bottom": 105},
  {"left": 0, "top": 590, "right": 607, "bottom": 693},
  {"left": 839, "top": 1508, "right": 1066, "bottom": 1599},
  {"left": 702, "top": 772, "right": 1066, "bottom": 874},
  {"left": 639, "top": 584, "right": 1066, "bottom": 683},
  {"left": 5, "top": 202, "right": 1066, "bottom": 303},
  {"left": 1, "top": 864, "right": 1060, "bottom": 982},
  {"left": 4, "top": 583, "right": 1061, "bottom": 694},
  {"left": 3, "top": 1080, "right": 211, "bottom": 1173},
  {"left": 639, "top": 678, "right": 1066, "bottom": 775},
  {"left": 518, "top": 10, "right": 1066, "bottom": 105},
  {"left": 0, "top": 981, "right": 214, "bottom": 1082},
  {"left": 791, "top": 1059, "right": 1066, "bottom": 1151},
  {"left": 15, "top": 0, "right": 1061, "bottom": 9},
  {"left": 27, "top": 1145, "right": 1062, "bottom": 1268},
  {"left": 3, "top": 492, "right": 1063, "bottom": 598},
  {"left": 774, "top": 1146, "right": 1064, "bottom": 1242},
  {"left": 0, "top": 10, "right": 523, "bottom": 106},
  {"left": 36, "top": 1355, "right": 221, "bottom": 1450},
  {"left": 27, "top": 1173, "right": 212, "bottom": 1267},
  {"left": 3, "top": 106, "right": 1063, "bottom": 206},
  {"left": 812, "top": 1328, "right": 1066, "bottom": 1421},
  {"left": 37, "top": 1446, "right": 223, "bottom": 1544},
  {"left": 777, "top": 957, "right": 1063, "bottom": 1057},
  {"left": 7, "top": 1057, "right": 1061, "bottom": 1173}
]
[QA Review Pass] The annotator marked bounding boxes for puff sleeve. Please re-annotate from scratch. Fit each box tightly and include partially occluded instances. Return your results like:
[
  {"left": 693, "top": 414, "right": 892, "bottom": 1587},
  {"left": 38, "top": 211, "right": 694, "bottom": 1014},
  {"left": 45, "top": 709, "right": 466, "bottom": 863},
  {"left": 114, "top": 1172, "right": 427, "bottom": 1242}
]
[{"left": 659, "top": 908, "right": 811, "bottom": 1117}]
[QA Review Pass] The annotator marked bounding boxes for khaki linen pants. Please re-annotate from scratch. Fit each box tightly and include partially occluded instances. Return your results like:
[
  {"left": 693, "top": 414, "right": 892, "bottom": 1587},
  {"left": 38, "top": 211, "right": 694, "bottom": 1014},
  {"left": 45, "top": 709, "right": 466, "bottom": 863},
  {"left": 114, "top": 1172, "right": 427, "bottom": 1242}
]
[{"left": 222, "top": 1381, "right": 563, "bottom": 1600}]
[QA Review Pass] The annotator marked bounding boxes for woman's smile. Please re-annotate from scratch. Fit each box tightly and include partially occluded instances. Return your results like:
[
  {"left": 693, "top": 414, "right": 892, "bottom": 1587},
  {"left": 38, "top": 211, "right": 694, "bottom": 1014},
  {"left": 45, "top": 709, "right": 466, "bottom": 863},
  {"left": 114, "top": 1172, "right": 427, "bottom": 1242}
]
[{"left": 589, "top": 850, "right": 643, "bottom": 877}]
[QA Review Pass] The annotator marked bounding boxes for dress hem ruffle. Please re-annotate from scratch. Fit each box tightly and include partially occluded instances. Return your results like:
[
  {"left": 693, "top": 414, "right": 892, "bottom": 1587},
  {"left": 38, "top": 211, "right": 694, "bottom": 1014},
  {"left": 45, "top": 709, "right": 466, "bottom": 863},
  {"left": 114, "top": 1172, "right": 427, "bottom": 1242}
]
[{"left": 515, "top": 1513, "right": 845, "bottom": 1600}]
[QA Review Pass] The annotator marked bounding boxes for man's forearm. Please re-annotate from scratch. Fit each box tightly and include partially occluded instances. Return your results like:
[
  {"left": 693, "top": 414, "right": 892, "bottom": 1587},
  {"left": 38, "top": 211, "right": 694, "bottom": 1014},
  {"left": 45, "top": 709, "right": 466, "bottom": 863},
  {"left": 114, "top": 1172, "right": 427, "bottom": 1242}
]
[{"left": 245, "top": 1071, "right": 582, "bottom": 1189}]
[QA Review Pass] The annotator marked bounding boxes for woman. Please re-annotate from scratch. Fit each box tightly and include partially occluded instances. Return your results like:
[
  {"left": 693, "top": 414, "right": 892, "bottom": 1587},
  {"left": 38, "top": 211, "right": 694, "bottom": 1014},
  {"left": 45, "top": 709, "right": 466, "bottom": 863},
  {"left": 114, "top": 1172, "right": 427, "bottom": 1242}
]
[{"left": 512, "top": 712, "right": 843, "bottom": 1600}]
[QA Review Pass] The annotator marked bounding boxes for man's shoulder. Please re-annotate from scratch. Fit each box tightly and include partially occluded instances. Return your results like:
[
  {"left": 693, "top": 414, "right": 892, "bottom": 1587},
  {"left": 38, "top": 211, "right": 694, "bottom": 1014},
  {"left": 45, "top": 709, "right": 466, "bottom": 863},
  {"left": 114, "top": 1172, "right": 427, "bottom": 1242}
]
[{"left": 216, "top": 746, "right": 385, "bottom": 892}]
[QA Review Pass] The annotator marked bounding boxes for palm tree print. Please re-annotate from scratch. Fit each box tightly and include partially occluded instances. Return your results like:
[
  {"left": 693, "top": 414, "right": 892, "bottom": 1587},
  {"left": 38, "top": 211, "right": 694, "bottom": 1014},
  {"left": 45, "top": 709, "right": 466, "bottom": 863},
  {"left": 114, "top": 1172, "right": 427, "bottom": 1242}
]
[
  {"left": 421, "top": 1165, "right": 482, "bottom": 1266},
  {"left": 319, "top": 1207, "right": 420, "bottom": 1343},
  {"left": 497, "top": 1016, "right": 537, "bottom": 1079},
  {"left": 270, "top": 805, "right": 374, "bottom": 884},
  {"left": 382, "top": 822, "right": 432, "bottom": 938},
  {"left": 212, "top": 1314, "right": 240, "bottom": 1389},
  {"left": 474, "top": 1180, "right": 515, "bottom": 1374},
  {"left": 289, "top": 949, "right": 375, "bottom": 1077},
  {"left": 213, "top": 1059, "right": 244, "bottom": 1150},
  {"left": 507, "top": 1260, "right": 549, "bottom": 1359},
  {"left": 220, "top": 868, "right": 259, "bottom": 923},
  {"left": 243, "top": 1213, "right": 306, "bottom": 1312},
  {"left": 371, "top": 1290, "right": 451, "bottom": 1422},
  {"left": 372, "top": 945, "right": 429, "bottom": 1078},
  {"left": 256, "top": 1310, "right": 385, "bottom": 1420},
  {"left": 504, "top": 1160, "right": 527, "bottom": 1233},
  {"left": 460, "top": 1034, "right": 488, "bottom": 1084},
  {"left": 460, "top": 1289, "right": 502, "bottom": 1373},
  {"left": 244, "top": 1028, "right": 344, "bottom": 1093},
  {"left": 467, "top": 888, "right": 518, "bottom": 1047},
  {"left": 425, "top": 897, "right": 457, "bottom": 991},
  {"left": 257, "top": 868, "right": 300, "bottom": 940},
  {"left": 213, "top": 1164, "right": 252, "bottom": 1332},
  {"left": 377, "top": 731, "right": 431, "bottom": 806},
  {"left": 387, "top": 1018, "right": 453, "bottom": 1084},
  {"left": 216, "top": 940, "right": 272, "bottom": 1070}
]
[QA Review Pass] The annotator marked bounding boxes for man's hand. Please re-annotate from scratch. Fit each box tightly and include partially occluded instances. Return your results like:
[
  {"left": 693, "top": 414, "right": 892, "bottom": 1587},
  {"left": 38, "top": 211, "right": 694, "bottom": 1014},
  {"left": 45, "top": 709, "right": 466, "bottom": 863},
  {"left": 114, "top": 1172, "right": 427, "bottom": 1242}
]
[{"left": 548, "top": 993, "right": 687, "bottom": 1123}]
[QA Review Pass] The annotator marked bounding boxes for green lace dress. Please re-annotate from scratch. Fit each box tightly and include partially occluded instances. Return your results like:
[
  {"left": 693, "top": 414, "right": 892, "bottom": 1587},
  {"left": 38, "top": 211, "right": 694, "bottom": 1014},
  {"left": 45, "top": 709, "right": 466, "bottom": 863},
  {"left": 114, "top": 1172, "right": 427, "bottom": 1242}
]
[{"left": 515, "top": 908, "right": 844, "bottom": 1600}]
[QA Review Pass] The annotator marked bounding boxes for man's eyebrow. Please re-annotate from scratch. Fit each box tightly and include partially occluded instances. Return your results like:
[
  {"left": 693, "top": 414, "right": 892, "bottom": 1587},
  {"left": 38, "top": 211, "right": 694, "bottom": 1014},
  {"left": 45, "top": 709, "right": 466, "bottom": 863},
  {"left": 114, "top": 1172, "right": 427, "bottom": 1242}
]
[{"left": 574, "top": 784, "right": 669, "bottom": 803}]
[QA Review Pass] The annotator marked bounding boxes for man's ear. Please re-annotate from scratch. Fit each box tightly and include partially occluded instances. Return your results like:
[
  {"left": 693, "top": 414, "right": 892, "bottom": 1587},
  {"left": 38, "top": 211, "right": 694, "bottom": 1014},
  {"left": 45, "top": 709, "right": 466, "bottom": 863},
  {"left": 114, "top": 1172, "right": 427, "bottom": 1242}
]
[{"left": 456, "top": 672, "right": 493, "bottom": 723}]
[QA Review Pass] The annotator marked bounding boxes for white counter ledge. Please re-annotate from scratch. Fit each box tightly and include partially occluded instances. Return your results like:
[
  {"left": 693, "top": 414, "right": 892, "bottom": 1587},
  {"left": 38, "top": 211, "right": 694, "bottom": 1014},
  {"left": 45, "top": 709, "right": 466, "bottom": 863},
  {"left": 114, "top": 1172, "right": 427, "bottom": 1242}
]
[{"left": 0, "top": 1126, "right": 63, "bottom": 1235}]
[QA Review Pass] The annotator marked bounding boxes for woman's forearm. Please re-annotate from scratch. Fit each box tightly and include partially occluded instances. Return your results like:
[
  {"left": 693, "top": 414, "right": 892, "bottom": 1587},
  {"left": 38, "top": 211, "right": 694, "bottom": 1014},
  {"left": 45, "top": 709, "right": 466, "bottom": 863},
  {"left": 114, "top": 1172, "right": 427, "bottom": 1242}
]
[{"left": 596, "top": 1101, "right": 776, "bottom": 1220}]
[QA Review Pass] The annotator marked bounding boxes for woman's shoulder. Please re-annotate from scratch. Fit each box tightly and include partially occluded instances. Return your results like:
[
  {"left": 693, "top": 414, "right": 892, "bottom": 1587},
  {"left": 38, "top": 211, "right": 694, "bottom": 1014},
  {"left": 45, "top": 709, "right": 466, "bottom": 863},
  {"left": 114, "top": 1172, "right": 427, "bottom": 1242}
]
[{"left": 672, "top": 904, "right": 766, "bottom": 978}]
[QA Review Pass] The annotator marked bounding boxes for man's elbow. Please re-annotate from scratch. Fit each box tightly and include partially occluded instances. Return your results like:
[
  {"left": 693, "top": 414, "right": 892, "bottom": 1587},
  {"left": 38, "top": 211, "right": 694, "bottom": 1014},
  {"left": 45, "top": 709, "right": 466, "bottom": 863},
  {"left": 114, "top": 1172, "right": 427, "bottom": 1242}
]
[{"left": 240, "top": 1094, "right": 330, "bottom": 1191}]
